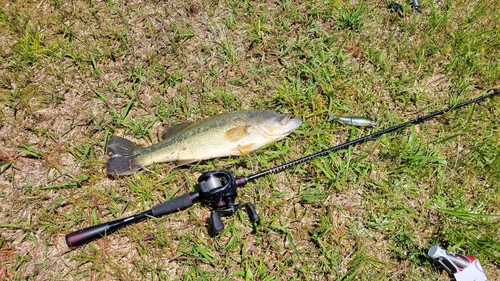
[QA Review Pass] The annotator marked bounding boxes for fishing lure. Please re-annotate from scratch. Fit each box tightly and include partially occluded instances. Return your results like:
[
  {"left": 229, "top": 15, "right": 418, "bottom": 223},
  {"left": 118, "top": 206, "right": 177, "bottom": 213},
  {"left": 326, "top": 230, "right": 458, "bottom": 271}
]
[
  {"left": 66, "top": 90, "right": 499, "bottom": 247},
  {"left": 328, "top": 112, "right": 378, "bottom": 127}
]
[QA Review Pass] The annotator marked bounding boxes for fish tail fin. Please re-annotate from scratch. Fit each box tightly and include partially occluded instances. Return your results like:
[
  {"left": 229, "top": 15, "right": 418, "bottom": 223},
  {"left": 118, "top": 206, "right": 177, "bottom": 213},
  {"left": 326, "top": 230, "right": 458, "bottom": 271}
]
[
  {"left": 106, "top": 136, "right": 142, "bottom": 176},
  {"left": 107, "top": 135, "right": 138, "bottom": 156},
  {"left": 327, "top": 111, "right": 339, "bottom": 122}
]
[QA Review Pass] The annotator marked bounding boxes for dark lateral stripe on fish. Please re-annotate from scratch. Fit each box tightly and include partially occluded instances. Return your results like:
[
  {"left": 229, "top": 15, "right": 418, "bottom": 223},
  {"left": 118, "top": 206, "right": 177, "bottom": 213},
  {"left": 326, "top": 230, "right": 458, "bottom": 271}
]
[{"left": 105, "top": 110, "right": 302, "bottom": 176}]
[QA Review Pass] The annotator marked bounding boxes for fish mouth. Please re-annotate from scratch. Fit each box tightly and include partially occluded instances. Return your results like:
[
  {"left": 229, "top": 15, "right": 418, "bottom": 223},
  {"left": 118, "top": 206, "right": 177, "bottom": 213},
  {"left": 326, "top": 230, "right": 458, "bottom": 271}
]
[
  {"left": 277, "top": 113, "right": 302, "bottom": 128},
  {"left": 250, "top": 113, "right": 302, "bottom": 139},
  {"left": 282, "top": 114, "right": 302, "bottom": 130}
]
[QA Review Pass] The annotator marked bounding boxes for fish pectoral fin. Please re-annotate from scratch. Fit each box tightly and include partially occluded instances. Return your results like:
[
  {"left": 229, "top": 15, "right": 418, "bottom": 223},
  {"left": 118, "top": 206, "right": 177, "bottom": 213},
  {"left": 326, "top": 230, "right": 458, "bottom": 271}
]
[
  {"left": 224, "top": 125, "right": 249, "bottom": 142},
  {"left": 161, "top": 122, "right": 192, "bottom": 140},
  {"left": 232, "top": 143, "right": 255, "bottom": 155}
]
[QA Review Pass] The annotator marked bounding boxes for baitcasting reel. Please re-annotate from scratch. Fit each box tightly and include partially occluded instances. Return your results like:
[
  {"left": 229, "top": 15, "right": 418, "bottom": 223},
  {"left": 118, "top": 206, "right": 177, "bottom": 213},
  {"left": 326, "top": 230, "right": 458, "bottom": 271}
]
[
  {"left": 198, "top": 170, "right": 259, "bottom": 233},
  {"left": 65, "top": 90, "right": 499, "bottom": 247}
]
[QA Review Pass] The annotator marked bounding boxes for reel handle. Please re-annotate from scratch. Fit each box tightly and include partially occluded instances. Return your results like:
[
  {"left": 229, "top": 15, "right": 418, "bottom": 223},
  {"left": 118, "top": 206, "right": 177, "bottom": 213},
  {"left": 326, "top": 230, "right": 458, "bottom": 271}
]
[
  {"left": 245, "top": 203, "right": 259, "bottom": 223},
  {"left": 211, "top": 211, "right": 225, "bottom": 233}
]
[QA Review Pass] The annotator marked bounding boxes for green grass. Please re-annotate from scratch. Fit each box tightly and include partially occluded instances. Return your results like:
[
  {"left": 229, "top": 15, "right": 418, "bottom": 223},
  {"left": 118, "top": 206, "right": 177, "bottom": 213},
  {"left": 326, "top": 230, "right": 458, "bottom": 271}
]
[{"left": 1, "top": 0, "right": 499, "bottom": 280}]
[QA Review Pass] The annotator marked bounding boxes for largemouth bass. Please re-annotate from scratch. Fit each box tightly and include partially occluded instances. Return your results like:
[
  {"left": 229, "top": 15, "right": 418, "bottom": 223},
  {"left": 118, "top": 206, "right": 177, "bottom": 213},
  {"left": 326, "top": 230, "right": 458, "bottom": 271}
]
[
  {"left": 328, "top": 112, "right": 378, "bottom": 127},
  {"left": 106, "top": 110, "right": 302, "bottom": 175}
]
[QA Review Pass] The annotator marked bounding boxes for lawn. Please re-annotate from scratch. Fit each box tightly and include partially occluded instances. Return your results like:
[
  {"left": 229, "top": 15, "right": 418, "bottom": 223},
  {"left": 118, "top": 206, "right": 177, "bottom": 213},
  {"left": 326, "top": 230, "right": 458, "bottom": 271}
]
[{"left": 0, "top": 0, "right": 499, "bottom": 280}]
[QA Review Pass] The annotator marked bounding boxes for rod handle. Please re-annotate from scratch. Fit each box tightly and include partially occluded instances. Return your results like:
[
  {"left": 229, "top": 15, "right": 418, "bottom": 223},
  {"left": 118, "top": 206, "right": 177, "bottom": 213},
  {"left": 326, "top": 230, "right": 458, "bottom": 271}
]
[
  {"left": 151, "top": 192, "right": 198, "bottom": 216},
  {"left": 66, "top": 192, "right": 198, "bottom": 247},
  {"left": 66, "top": 212, "right": 148, "bottom": 247},
  {"left": 66, "top": 222, "right": 112, "bottom": 247}
]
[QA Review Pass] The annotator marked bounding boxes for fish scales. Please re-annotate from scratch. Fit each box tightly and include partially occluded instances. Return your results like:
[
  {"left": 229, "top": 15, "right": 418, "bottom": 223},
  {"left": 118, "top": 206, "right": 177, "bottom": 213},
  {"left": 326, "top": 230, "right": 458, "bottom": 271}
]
[
  {"left": 106, "top": 110, "right": 302, "bottom": 176},
  {"left": 137, "top": 113, "right": 250, "bottom": 165}
]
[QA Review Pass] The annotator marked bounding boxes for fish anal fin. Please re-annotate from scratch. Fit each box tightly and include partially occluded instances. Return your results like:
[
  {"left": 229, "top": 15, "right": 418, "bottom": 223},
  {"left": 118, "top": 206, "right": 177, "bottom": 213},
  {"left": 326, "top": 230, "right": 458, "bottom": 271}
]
[
  {"left": 176, "top": 159, "right": 197, "bottom": 166},
  {"left": 224, "top": 125, "right": 248, "bottom": 142},
  {"left": 233, "top": 143, "right": 255, "bottom": 155},
  {"left": 161, "top": 122, "right": 192, "bottom": 140}
]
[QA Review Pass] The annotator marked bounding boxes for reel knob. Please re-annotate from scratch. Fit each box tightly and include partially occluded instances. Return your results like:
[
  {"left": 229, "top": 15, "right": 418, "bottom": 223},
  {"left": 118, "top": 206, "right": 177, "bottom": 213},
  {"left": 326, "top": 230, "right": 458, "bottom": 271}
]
[
  {"left": 245, "top": 203, "right": 259, "bottom": 223},
  {"left": 211, "top": 211, "right": 225, "bottom": 233},
  {"left": 198, "top": 170, "right": 259, "bottom": 233}
]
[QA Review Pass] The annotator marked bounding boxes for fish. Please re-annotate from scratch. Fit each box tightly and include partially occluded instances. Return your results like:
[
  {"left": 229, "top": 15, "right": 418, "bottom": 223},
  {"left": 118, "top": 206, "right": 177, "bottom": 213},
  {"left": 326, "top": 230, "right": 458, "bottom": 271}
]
[
  {"left": 106, "top": 110, "right": 302, "bottom": 175},
  {"left": 328, "top": 112, "right": 378, "bottom": 127}
]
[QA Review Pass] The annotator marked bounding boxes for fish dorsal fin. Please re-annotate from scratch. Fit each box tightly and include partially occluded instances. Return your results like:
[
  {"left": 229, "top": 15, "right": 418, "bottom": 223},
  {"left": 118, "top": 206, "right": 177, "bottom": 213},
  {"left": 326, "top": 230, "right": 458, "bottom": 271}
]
[
  {"left": 161, "top": 122, "right": 192, "bottom": 140},
  {"left": 224, "top": 125, "right": 249, "bottom": 142}
]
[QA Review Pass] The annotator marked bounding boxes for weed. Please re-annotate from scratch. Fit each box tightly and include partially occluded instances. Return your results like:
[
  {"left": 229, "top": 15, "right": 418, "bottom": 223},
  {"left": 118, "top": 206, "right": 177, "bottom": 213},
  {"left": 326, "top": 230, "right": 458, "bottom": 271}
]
[{"left": 0, "top": 0, "right": 499, "bottom": 280}]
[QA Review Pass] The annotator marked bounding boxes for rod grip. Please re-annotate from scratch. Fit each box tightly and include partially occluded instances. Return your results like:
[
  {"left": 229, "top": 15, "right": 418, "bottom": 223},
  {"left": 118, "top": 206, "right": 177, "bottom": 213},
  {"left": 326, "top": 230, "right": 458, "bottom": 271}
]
[
  {"left": 66, "top": 211, "right": 150, "bottom": 247},
  {"left": 66, "top": 222, "right": 113, "bottom": 247},
  {"left": 66, "top": 193, "right": 198, "bottom": 247},
  {"left": 151, "top": 192, "right": 197, "bottom": 216}
]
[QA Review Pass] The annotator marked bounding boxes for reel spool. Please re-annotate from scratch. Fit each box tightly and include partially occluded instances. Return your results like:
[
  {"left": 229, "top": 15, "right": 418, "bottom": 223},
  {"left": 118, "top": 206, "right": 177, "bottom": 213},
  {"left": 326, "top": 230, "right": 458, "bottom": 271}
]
[{"left": 198, "top": 170, "right": 259, "bottom": 233}]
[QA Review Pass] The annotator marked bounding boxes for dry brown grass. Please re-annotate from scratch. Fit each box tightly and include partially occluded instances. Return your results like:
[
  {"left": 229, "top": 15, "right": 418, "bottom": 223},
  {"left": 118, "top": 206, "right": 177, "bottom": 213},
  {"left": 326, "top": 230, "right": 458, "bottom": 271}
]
[{"left": 1, "top": 0, "right": 499, "bottom": 280}]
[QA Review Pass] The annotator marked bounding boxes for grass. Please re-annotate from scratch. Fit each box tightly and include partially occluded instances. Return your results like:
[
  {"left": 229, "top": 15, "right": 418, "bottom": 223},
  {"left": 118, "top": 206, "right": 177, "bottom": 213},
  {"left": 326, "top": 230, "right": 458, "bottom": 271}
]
[{"left": 1, "top": 0, "right": 499, "bottom": 280}]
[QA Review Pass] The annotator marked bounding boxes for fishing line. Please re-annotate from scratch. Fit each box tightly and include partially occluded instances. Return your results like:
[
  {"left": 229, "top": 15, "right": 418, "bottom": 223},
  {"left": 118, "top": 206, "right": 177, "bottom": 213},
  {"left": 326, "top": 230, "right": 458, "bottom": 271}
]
[
  {"left": 246, "top": 90, "right": 499, "bottom": 182},
  {"left": 66, "top": 89, "right": 499, "bottom": 247}
]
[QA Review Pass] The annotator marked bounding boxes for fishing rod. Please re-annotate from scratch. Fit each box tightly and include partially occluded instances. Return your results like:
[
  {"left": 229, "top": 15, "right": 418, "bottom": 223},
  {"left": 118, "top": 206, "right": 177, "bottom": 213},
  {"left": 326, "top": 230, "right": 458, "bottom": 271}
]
[{"left": 66, "top": 90, "right": 499, "bottom": 247}]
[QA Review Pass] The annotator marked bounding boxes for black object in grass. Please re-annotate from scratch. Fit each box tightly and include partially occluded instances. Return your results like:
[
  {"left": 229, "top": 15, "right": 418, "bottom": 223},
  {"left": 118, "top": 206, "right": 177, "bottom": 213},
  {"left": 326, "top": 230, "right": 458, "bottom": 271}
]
[
  {"left": 388, "top": 2, "right": 404, "bottom": 17},
  {"left": 412, "top": 0, "right": 422, "bottom": 13},
  {"left": 66, "top": 89, "right": 500, "bottom": 247}
]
